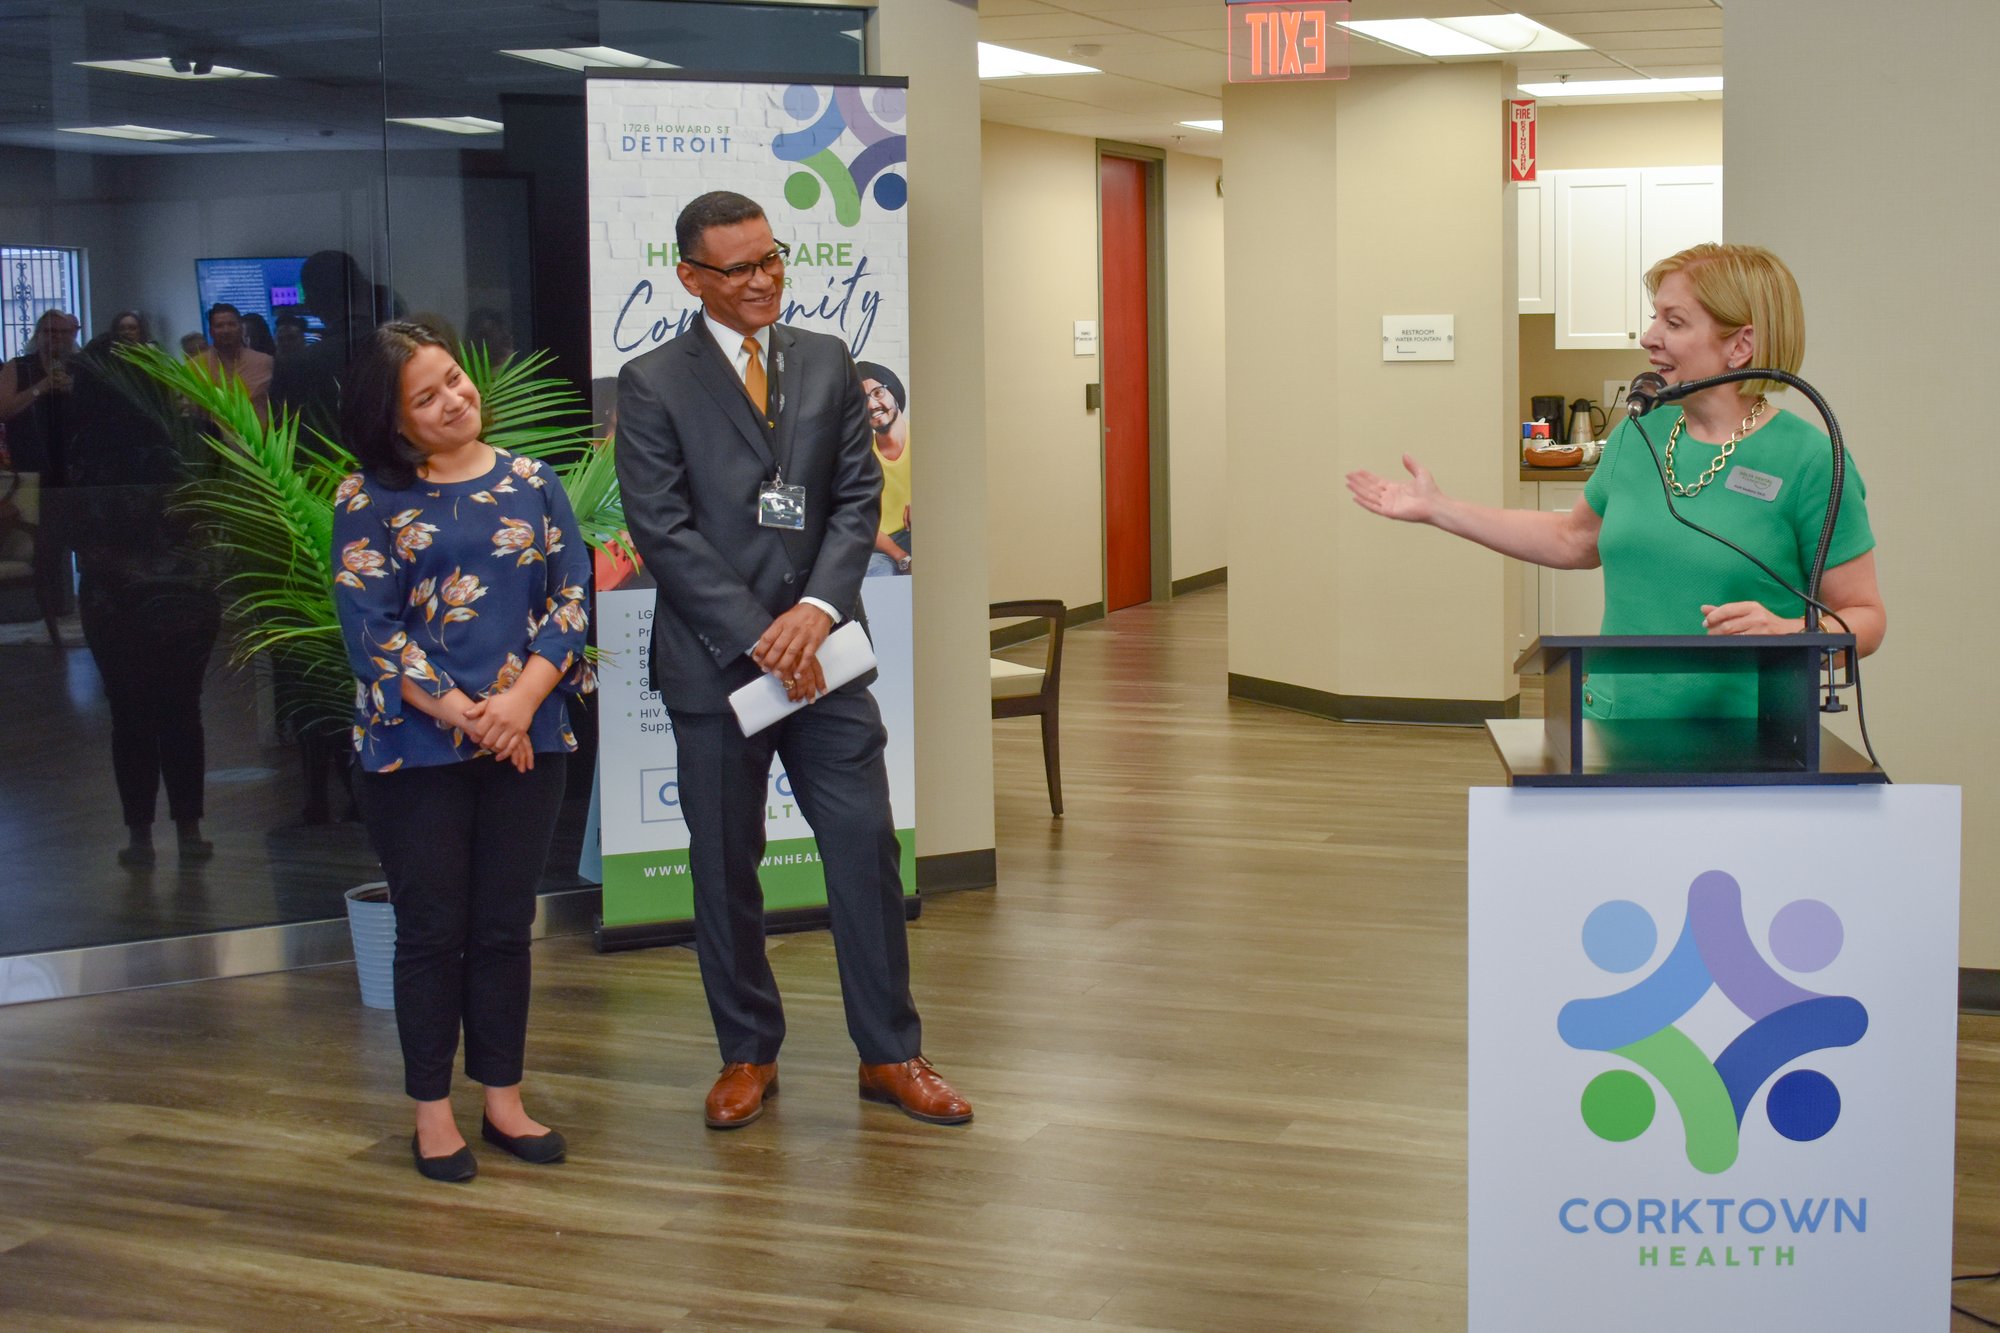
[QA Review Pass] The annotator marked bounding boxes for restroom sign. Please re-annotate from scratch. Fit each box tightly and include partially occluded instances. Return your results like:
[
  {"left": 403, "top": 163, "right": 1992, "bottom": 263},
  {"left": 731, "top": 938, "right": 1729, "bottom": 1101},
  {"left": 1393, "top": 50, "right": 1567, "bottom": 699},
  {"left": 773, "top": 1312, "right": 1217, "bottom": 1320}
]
[
  {"left": 1509, "top": 99, "right": 1538, "bottom": 181},
  {"left": 1227, "top": 0, "right": 1351, "bottom": 83},
  {"left": 1383, "top": 315, "right": 1456, "bottom": 362}
]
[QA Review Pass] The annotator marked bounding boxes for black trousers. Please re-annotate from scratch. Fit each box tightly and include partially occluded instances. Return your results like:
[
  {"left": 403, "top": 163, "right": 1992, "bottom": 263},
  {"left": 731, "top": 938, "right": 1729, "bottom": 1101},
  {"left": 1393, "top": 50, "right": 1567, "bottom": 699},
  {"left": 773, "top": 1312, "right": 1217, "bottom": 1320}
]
[
  {"left": 356, "top": 755, "right": 568, "bottom": 1101},
  {"left": 669, "top": 688, "right": 919, "bottom": 1066},
  {"left": 77, "top": 574, "right": 221, "bottom": 828}
]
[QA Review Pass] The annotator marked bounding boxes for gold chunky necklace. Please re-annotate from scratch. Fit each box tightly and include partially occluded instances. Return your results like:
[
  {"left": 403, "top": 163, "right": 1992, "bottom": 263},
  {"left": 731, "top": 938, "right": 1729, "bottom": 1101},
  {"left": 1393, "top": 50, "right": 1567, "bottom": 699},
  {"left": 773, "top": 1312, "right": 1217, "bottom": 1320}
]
[{"left": 1663, "top": 395, "right": 1768, "bottom": 498}]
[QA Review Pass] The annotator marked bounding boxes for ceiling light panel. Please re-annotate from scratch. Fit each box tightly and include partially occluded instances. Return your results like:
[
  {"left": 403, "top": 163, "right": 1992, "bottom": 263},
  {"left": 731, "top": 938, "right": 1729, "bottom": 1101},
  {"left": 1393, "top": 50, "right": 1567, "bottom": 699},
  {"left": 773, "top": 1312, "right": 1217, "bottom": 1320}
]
[
  {"left": 76, "top": 58, "right": 274, "bottom": 80},
  {"left": 1519, "top": 77, "right": 1723, "bottom": 97},
  {"left": 978, "top": 43, "right": 1099, "bottom": 78},
  {"left": 500, "top": 46, "right": 677, "bottom": 71},
  {"left": 1434, "top": 16, "right": 1588, "bottom": 54},
  {"left": 387, "top": 116, "right": 505, "bottom": 134},
  {"left": 1340, "top": 15, "right": 1588, "bottom": 59},
  {"left": 59, "top": 124, "right": 216, "bottom": 142},
  {"left": 1179, "top": 120, "right": 1223, "bottom": 132}
]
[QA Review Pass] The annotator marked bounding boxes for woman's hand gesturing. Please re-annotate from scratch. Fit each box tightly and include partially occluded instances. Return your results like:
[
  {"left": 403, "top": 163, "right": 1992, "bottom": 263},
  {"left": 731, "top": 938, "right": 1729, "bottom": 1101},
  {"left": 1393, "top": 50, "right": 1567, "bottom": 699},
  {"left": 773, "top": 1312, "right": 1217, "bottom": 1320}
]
[{"left": 1346, "top": 454, "right": 1443, "bottom": 525}]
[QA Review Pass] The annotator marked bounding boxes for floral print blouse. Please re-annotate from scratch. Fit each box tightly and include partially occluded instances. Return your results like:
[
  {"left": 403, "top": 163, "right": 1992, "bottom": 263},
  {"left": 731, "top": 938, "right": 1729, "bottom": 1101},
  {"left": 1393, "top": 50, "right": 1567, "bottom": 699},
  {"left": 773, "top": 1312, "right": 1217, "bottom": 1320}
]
[{"left": 332, "top": 450, "right": 595, "bottom": 772}]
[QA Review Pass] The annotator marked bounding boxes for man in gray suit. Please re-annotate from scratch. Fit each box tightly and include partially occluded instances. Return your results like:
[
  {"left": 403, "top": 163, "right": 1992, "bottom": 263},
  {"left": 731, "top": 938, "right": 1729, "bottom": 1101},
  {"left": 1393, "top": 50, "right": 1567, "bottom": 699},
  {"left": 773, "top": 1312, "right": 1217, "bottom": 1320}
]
[{"left": 615, "top": 191, "right": 971, "bottom": 1129}]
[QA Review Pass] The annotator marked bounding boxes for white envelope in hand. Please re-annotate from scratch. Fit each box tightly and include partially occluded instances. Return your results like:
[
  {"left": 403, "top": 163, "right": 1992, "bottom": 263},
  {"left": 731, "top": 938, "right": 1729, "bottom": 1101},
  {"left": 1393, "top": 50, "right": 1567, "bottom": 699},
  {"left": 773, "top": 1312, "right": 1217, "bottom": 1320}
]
[{"left": 728, "top": 620, "right": 877, "bottom": 736}]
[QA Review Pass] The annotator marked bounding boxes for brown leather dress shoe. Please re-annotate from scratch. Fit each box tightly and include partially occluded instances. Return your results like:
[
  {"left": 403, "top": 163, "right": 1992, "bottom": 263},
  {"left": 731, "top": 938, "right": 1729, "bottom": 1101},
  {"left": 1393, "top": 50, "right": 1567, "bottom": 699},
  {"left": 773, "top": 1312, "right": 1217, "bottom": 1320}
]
[
  {"left": 858, "top": 1056, "right": 973, "bottom": 1125},
  {"left": 705, "top": 1062, "right": 779, "bottom": 1129}
]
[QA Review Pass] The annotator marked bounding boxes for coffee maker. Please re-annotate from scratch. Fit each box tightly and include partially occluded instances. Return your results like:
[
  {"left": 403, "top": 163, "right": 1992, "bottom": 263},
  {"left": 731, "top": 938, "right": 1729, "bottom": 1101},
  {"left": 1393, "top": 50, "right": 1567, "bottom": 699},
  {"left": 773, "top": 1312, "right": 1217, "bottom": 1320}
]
[{"left": 1530, "top": 394, "right": 1565, "bottom": 433}]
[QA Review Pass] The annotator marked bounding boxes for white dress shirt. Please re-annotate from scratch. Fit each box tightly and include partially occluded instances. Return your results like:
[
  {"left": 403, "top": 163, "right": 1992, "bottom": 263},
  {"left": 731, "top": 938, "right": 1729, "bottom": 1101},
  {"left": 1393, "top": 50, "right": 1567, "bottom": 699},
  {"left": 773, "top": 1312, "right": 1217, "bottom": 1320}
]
[{"left": 702, "top": 310, "right": 841, "bottom": 628}]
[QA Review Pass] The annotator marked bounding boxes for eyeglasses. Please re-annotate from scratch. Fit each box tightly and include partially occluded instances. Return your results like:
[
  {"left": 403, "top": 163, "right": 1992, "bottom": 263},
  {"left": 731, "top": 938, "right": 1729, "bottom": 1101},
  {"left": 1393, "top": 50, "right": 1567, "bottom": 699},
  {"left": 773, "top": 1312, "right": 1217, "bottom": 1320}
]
[{"left": 684, "top": 241, "right": 789, "bottom": 283}]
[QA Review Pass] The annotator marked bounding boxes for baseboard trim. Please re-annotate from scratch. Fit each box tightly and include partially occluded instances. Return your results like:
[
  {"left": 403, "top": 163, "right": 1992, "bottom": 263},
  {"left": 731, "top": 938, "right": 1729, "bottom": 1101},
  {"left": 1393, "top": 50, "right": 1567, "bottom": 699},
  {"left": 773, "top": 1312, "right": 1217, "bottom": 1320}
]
[
  {"left": 1227, "top": 673, "right": 1521, "bottom": 727},
  {"left": 1962, "top": 968, "right": 2000, "bottom": 1015},
  {"left": 0, "top": 886, "right": 602, "bottom": 1007},
  {"left": 917, "top": 848, "right": 998, "bottom": 894},
  {"left": 991, "top": 602, "right": 1105, "bottom": 650},
  {"left": 1171, "top": 566, "right": 1227, "bottom": 596}
]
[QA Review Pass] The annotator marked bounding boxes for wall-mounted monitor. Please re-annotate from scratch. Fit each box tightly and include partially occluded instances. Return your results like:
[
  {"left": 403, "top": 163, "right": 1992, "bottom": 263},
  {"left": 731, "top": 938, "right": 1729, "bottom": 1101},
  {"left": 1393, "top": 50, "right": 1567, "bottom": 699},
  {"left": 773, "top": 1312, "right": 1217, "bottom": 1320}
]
[{"left": 194, "top": 256, "right": 323, "bottom": 338}]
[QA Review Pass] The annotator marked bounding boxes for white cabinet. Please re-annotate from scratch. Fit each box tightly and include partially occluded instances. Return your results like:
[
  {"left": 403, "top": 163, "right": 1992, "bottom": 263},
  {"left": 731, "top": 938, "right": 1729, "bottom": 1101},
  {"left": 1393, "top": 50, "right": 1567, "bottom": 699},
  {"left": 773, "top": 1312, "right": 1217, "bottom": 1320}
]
[
  {"left": 1639, "top": 165, "right": 1725, "bottom": 287},
  {"left": 1528, "top": 166, "right": 1724, "bottom": 350},
  {"left": 1552, "top": 170, "right": 1642, "bottom": 349},
  {"left": 1517, "top": 176, "right": 1555, "bottom": 316}
]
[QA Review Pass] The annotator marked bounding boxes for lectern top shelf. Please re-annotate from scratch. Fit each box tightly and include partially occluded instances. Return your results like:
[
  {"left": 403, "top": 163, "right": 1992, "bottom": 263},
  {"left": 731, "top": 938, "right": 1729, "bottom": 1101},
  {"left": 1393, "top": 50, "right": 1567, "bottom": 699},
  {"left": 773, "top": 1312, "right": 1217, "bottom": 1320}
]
[{"left": 1501, "top": 633, "right": 1884, "bottom": 787}]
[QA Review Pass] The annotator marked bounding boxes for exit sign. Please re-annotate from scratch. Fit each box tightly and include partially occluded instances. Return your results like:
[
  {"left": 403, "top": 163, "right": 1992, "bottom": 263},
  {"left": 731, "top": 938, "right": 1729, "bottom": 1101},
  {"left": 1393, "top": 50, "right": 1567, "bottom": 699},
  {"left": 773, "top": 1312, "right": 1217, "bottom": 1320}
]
[{"left": 1227, "top": 0, "right": 1350, "bottom": 84}]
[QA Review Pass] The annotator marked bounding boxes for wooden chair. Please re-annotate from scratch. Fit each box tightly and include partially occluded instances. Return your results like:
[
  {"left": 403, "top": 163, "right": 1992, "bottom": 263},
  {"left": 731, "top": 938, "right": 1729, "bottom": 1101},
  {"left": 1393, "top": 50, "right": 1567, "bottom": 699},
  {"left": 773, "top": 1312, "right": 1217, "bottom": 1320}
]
[{"left": 989, "top": 599, "right": 1066, "bottom": 817}]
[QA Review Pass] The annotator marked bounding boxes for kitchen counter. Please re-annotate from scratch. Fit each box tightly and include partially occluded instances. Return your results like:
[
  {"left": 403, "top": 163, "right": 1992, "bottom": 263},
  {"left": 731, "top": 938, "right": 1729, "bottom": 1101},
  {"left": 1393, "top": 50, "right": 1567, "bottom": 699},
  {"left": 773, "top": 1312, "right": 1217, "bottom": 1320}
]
[{"left": 1519, "top": 466, "right": 1597, "bottom": 482}]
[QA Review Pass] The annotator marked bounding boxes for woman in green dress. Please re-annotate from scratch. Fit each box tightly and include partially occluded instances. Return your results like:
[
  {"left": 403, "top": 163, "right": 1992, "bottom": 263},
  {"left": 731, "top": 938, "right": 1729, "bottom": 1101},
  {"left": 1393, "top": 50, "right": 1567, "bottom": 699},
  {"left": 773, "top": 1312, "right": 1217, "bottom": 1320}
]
[{"left": 1345, "top": 243, "right": 1884, "bottom": 719}]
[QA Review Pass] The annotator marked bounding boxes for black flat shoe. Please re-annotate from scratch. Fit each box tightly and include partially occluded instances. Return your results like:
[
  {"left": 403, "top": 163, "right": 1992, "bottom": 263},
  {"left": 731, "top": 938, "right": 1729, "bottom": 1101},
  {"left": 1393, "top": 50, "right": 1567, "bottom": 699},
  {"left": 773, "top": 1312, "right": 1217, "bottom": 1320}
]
[
  {"left": 411, "top": 1132, "right": 477, "bottom": 1182},
  {"left": 481, "top": 1115, "right": 566, "bottom": 1164}
]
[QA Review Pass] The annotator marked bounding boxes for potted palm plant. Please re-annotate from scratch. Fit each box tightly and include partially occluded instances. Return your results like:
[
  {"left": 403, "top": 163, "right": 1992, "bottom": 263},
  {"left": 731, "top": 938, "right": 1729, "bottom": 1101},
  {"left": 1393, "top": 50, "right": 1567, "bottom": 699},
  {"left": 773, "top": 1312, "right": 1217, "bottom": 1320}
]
[{"left": 120, "top": 339, "right": 625, "bottom": 1006}]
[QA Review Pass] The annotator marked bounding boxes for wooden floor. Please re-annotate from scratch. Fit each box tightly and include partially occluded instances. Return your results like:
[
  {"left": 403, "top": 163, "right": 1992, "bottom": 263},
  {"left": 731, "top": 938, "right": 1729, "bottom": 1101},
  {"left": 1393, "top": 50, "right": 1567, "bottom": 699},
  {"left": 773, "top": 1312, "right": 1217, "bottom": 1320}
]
[{"left": 3, "top": 584, "right": 1999, "bottom": 1330}]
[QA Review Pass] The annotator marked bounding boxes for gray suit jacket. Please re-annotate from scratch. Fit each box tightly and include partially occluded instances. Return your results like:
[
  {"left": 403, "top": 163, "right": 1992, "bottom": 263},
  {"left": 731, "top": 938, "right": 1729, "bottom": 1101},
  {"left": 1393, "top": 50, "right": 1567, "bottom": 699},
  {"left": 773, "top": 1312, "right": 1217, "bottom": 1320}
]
[{"left": 615, "top": 320, "right": 881, "bottom": 713}]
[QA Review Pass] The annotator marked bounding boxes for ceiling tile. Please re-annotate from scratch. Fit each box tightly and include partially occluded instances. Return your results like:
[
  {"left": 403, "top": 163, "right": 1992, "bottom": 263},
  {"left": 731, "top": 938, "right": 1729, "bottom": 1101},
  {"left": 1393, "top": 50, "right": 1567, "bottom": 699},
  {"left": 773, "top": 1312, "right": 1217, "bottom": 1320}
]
[{"left": 979, "top": 14, "right": 1135, "bottom": 41}]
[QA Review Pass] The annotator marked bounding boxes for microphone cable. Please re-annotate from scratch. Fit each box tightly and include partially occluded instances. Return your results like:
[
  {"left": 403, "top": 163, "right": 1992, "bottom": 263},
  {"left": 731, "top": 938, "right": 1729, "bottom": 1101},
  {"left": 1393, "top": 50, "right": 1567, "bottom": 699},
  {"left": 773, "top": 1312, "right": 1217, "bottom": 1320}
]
[{"left": 1623, "top": 406, "right": 1884, "bottom": 774}]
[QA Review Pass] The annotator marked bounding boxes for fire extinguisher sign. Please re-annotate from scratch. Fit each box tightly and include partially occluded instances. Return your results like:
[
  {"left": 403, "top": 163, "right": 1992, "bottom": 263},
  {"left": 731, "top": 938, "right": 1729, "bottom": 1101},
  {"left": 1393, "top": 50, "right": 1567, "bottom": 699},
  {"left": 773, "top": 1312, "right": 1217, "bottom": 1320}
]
[{"left": 1509, "top": 99, "right": 1537, "bottom": 182}]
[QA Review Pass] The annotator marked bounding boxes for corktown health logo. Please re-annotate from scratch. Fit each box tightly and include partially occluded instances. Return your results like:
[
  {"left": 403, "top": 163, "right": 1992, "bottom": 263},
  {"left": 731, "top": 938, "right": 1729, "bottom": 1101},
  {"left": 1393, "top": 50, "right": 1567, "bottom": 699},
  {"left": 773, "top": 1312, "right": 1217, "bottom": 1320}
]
[
  {"left": 773, "top": 84, "right": 907, "bottom": 226},
  {"left": 1558, "top": 871, "right": 1868, "bottom": 1174}
]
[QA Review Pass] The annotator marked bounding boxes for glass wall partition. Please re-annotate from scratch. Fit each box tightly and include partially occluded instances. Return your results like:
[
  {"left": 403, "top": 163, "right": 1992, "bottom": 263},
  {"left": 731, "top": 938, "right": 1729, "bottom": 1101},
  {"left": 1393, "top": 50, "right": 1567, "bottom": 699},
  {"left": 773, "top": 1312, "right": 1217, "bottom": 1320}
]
[{"left": 0, "top": 1, "right": 864, "bottom": 973}]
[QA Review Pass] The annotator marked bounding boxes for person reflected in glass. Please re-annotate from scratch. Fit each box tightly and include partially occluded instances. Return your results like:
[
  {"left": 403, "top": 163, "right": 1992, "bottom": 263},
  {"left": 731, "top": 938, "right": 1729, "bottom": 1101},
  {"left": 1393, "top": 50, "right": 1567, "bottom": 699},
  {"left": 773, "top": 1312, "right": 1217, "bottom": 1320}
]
[
  {"left": 333, "top": 322, "right": 595, "bottom": 1181},
  {"left": 273, "top": 313, "right": 309, "bottom": 361},
  {"left": 272, "top": 250, "right": 378, "bottom": 442},
  {"left": 67, "top": 318, "right": 221, "bottom": 866},
  {"left": 198, "top": 303, "right": 273, "bottom": 425},
  {"left": 88, "top": 310, "right": 154, "bottom": 354},
  {"left": 1346, "top": 243, "right": 1884, "bottom": 719},
  {"left": 0, "top": 310, "right": 82, "bottom": 629},
  {"left": 241, "top": 311, "right": 278, "bottom": 358}
]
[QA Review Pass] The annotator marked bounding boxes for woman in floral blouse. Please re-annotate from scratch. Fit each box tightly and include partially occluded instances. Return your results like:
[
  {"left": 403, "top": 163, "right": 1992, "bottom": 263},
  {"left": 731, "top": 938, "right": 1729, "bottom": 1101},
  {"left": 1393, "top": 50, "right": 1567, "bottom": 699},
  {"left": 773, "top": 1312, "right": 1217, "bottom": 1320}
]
[{"left": 333, "top": 322, "right": 594, "bottom": 1182}]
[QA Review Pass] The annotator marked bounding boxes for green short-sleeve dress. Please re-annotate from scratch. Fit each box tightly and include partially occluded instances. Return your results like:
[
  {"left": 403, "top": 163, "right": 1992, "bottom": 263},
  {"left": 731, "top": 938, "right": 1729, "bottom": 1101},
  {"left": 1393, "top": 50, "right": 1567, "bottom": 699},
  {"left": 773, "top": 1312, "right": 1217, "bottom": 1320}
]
[{"left": 1579, "top": 405, "right": 1874, "bottom": 719}]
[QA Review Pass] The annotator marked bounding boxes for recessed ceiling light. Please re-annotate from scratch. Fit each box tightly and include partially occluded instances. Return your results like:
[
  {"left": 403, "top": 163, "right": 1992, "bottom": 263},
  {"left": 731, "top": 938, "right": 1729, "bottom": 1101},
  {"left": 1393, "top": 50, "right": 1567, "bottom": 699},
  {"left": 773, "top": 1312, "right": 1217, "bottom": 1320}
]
[
  {"left": 500, "top": 46, "right": 677, "bottom": 72},
  {"left": 1340, "top": 15, "right": 1587, "bottom": 59},
  {"left": 1520, "top": 77, "right": 1723, "bottom": 97},
  {"left": 387, "top": 116, "right": 506, "bottom": 135},
  {"left": 1179, "top": 120, "right": 1223, "bottom": 133},
  {"left": 978, "top": 43, "right": 1098, "bottom": 78},
  {"left": 76, "top": 57, "right": 273, "bottom": 80},
  {"left": 59, "top": 124, "right": 215, "bottom": 142}
]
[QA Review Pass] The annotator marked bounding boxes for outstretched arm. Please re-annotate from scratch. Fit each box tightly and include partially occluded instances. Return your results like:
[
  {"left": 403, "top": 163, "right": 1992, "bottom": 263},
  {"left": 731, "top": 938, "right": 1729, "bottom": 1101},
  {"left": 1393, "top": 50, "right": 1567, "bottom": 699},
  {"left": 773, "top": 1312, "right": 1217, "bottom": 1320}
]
[{"left": 1345, "top": 454, "right": 1602, "bottom": 571}]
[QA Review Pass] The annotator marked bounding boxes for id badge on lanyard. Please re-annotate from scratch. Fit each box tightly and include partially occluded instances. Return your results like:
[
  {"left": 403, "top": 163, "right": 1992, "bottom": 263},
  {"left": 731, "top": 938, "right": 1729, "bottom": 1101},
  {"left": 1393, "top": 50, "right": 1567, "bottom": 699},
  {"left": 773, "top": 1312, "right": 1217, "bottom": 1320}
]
[{"left": 758, "top": 470, "right": 806, "bottom": 531}]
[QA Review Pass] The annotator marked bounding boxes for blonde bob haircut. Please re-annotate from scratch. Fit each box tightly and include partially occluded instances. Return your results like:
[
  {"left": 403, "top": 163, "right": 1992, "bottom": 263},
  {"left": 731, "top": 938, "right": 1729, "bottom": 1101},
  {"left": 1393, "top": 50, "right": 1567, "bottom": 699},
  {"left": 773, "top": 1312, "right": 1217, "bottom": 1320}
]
[{"left": 1644, "top": 242, "right": 1805, "bottom": 400}]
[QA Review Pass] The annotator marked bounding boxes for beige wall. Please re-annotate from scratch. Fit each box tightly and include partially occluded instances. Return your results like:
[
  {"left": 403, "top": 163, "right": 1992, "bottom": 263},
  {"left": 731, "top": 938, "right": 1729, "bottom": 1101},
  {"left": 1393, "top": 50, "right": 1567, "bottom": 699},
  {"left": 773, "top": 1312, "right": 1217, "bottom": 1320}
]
[
  {"left": 981, "top": 123, "right": 1106, "bottom": 612},
  {"left": 870, "top": 0, "right": 993, "bottom": 860},
  {"left": 981, "top": 125, "right": 1230, "bottom": 608},
  {"left": 1225, "top": 64, "right": 1519, "bottom": 704},
  {"left": 1726, "top": 0, "right": 2000, "bottom": 965},
  {"left": 1537, "top": 101, "right": 1723, "bottom": 171},
  {"left": 1165, "top": 152, "right": 1228, "bottom": 582}
]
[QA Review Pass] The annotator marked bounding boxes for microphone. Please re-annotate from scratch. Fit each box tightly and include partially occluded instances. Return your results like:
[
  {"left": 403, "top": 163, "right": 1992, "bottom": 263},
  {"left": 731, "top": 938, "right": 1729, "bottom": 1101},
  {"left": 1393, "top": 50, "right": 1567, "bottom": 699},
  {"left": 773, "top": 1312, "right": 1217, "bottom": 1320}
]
[{"left": 1625, "top": 371, "right": 1667, "bottom": 418}]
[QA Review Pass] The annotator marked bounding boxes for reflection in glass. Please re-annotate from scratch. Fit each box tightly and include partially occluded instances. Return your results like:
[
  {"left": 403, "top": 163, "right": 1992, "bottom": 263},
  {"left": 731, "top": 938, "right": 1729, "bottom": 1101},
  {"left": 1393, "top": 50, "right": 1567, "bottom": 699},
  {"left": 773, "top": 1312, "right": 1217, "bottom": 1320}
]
[{"left": 0, "top": 0, "right": 864, "bottom": 967}]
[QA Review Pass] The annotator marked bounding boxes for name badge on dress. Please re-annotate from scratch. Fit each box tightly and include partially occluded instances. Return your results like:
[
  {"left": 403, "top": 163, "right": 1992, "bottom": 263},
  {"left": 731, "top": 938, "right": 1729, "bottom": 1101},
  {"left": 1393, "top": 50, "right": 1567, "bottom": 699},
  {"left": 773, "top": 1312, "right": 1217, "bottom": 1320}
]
[
  {"left": 1724, "top": 466, "right": 1784, "bottom": 502},
  {"left": 758, "top": 479, "right": 807, "bottom": 530}
]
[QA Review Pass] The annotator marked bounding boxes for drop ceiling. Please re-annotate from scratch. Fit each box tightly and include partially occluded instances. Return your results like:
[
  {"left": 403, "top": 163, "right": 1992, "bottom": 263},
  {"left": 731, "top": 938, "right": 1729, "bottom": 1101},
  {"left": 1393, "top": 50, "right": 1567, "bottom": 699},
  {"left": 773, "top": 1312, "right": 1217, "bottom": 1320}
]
[{"left": 980, "top": 0, "right": 1725, "bottom": 159}]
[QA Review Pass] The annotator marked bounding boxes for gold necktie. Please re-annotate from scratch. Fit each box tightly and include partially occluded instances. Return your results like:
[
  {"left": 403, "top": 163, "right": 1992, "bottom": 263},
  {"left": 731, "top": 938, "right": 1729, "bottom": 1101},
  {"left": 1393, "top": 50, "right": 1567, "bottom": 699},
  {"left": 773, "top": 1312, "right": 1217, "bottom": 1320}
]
[{"left": 741, "top": 336, "right": 767, "bottom": 416}]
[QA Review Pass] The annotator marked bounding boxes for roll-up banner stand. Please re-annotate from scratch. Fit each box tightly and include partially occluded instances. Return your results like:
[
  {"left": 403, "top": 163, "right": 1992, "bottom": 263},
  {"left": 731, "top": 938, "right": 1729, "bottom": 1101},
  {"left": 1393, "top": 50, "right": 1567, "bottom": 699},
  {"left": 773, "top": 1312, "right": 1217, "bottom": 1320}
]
[{"left": 584, "top": 74, "right": 916, "bottom": 949}]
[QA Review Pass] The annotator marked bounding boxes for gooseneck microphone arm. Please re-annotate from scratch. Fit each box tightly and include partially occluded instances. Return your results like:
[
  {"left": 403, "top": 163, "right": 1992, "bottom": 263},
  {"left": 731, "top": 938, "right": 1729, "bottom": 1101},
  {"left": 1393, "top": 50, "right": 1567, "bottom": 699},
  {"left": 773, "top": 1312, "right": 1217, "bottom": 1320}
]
[
  {"left": 1623, "top": 367, "right": 1882, "bottom": 768},
  {"left": 1646, "top": 367, "right": 1847, "bottom": 627}
]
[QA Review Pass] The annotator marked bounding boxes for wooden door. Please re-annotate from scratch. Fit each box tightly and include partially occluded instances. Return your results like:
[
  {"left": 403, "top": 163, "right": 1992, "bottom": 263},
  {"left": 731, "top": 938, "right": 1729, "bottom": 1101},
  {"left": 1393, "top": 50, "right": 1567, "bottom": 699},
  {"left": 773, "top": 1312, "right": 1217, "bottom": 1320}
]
[{"left": 1099, "top": 154, "right": 1152, "bottom": 612}]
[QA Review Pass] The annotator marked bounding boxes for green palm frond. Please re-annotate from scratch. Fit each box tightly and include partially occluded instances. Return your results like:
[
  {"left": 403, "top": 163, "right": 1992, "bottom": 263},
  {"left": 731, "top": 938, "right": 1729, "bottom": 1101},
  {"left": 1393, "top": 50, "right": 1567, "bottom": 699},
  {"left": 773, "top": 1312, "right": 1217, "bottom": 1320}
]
[
  {"left": 118, "top": 340, "right": 626, "bottom": 726},
  {"left": 462, "top": 344, "right": 598, "bottom": 461}
]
